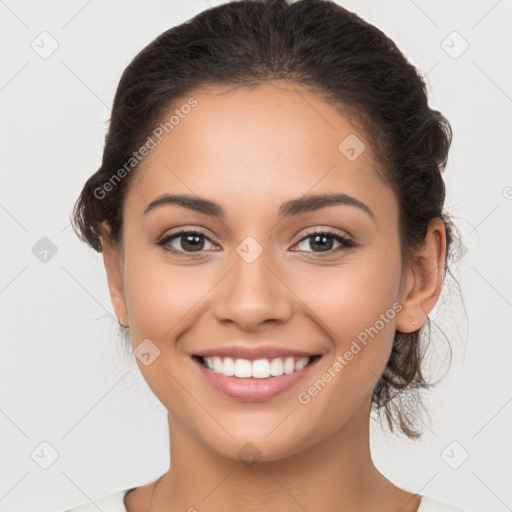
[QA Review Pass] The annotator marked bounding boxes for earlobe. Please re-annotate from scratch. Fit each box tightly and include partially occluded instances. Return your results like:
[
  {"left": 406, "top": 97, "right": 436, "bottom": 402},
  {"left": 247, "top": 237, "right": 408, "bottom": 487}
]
[
  {"left": 100, "top": 221, "right": 128, "bottom": 325},
  {"left": 395, "top": 217, "right": 447, "bottom": 334}
]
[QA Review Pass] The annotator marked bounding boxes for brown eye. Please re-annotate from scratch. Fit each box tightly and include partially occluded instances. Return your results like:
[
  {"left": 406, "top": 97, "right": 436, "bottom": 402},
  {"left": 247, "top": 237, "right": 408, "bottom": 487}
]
[
  {"left": 157, "top": 230, "right": 217, "bottom": 255},
  {"left": 292, "top": 229, "right": 354, "bottom": 255}
]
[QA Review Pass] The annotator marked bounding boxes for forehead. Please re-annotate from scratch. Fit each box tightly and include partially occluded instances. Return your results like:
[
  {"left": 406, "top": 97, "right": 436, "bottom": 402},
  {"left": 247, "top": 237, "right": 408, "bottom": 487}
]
[{"left": 125, "top": 81, "right": 396, "bottom": 226}]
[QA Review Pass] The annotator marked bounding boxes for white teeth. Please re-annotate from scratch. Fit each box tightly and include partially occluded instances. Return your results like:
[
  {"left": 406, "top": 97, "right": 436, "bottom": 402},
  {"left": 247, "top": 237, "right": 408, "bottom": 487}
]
[
  {"left": 283, "top": 357, "right": 295, "bottom": 374},
  {"left": 234, "top": 358, "right": 252, "bottom": 378},
  {"left": 270, "top": 358, "right": 284, "bottom": 376},
  {"left": 222, "top": 357, "right": 235, "bottom": 376},
  {"left": 212, "top": 356, "right": 223, "bottom": 373},
  {"left": 295, "top": 358, "right": 308, "bottom": 371},
  {"left": 202, "top": 356, "right": 311, "bottom": 378},
  {"left": 252, "top": 359, "right": 271, "bottom": 378}
]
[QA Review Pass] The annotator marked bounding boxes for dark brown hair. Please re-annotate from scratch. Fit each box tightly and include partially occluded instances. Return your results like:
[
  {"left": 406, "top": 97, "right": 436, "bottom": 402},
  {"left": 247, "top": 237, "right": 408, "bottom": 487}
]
[{"left": 71, "top": 0, "right": 458, "bottom": 439}]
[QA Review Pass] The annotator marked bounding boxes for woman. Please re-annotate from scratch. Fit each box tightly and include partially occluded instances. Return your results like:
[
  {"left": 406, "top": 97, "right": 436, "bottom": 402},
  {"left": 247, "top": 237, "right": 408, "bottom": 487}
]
[{"left": 65, "top": 0, "right": 467, "bottom": 510}]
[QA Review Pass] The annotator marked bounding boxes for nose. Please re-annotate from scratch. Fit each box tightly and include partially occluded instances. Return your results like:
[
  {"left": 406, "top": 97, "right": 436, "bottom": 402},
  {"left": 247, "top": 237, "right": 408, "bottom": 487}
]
[{"left": 212, "top": 247, "right": 294, "bottom": 331}]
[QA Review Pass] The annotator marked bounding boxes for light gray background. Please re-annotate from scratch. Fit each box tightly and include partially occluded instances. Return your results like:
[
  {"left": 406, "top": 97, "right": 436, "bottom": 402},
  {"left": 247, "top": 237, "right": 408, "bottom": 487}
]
[{"left": 1, "top": 1, "right": 511, "bottom": 511}]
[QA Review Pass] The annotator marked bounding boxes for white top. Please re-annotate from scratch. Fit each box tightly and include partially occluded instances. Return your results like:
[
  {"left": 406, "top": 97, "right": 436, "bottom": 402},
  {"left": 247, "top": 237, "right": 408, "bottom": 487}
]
[{"left": 62, "top": 488, "right": 470, "bottom": 512}]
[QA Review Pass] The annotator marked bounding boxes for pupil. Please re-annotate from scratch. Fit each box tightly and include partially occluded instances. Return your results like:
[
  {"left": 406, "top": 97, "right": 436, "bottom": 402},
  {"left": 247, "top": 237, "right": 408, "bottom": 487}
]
[
  {"left": 312, "top": 234, "right": 332, "bottom": 252},
  {"left": 182, "top": 234, "right": 203, "bottom": 251}
]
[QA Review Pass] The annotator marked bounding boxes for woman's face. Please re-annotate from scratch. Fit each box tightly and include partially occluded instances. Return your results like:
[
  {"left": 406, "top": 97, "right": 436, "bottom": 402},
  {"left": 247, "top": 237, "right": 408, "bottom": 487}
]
[{"left": 102, "top": 81, "right": 436, "bottom": 461}]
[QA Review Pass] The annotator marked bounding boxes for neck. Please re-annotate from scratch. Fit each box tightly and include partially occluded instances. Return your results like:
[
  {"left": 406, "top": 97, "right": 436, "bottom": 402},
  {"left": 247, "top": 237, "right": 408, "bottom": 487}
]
[{"left": 149, "top": 395, "right": 415, "bottom": 512}]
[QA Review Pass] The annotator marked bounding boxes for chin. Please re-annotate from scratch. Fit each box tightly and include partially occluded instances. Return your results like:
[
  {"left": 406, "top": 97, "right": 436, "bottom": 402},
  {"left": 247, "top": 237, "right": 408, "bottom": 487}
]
[{"left": 192, "top": 415, "right": 327, "bottom": 465}]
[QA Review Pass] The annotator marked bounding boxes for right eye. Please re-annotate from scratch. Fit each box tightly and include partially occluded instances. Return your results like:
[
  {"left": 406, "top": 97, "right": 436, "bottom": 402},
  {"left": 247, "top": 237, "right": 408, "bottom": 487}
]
[{"left": 156, "top": 229, "right": 218, "bottom": 256}]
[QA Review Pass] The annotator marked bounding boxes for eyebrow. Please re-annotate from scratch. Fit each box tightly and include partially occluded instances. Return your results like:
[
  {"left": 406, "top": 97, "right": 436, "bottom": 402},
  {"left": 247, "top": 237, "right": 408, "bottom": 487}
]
[{"left": 143, "top": 192, "right": 375, "bottom": 220}]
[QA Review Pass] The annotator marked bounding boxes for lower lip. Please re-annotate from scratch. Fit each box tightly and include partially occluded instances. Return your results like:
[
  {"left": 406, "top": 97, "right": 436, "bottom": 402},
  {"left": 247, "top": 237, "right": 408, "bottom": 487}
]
[{"left": 192, "top": 356, "right": 320, "bottom": 401}]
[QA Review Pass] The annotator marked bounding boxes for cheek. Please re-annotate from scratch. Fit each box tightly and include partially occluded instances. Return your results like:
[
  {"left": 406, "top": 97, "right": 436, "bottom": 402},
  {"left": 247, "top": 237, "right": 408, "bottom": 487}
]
[
  {"left": 289, "top": 252, "right": 402, "bottom": 430},
  {"left": 122, "top": 248, "right": 212, "bottom": 341},
  {"left": 290, "top": 248, "right": 402, "bottom": 385}
]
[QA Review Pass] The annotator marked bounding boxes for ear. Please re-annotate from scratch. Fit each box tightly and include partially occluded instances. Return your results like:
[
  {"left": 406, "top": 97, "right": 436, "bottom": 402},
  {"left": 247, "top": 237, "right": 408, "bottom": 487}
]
[
  {"left": 100, "top": 221, "right": 128, "bottom": 325},
  {"left": 395, "top": 217, "right": 447, "bottom": 333}
]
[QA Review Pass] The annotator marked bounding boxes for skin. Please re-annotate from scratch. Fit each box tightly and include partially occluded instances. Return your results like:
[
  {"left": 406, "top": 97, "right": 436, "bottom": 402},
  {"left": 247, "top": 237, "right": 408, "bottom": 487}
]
[{"left": 100, "top": 80, "right": 446, "bottom": 512}]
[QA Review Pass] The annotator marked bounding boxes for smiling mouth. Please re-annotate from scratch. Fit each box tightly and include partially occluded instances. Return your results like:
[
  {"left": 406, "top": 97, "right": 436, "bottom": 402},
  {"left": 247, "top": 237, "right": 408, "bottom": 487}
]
[{"left": 193, "top": 355, "right": 321, "bottom": 379}]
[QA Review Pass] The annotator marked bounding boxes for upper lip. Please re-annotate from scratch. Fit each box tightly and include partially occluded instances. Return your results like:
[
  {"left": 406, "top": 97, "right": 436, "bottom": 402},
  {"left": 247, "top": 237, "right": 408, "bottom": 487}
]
[{"left": 192, "top": 345, "right": 320, "bottom": 361}]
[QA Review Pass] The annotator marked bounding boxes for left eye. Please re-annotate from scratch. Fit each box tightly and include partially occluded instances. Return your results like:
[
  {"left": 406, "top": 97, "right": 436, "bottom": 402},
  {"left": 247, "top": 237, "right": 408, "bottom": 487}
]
[{"left": 292, "top": 230, "right": 354, "bottom": 254}]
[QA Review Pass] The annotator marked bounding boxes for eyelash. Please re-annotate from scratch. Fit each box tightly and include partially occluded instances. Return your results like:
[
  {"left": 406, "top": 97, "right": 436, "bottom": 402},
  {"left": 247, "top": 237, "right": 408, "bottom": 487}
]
[{"left": 155, "top": 228, "right": 355, "bottom": 258}]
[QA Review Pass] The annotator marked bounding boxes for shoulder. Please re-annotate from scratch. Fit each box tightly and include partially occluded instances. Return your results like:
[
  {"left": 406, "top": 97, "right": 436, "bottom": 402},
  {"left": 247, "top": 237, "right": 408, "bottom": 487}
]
[
  {"left": 419, "top": 495, "right": 471, "bottom": 512},
  {"left": 61, "top": 488, "right": 134, "bottom": 512}
]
